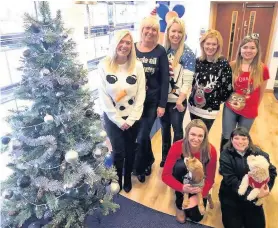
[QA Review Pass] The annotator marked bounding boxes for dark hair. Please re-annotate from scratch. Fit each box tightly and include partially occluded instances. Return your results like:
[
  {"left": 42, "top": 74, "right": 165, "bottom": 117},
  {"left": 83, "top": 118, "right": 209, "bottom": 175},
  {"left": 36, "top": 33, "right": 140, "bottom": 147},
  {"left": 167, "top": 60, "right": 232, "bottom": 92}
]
[{"left": 224, "top": 127, "right": 256, "bottom": 151}]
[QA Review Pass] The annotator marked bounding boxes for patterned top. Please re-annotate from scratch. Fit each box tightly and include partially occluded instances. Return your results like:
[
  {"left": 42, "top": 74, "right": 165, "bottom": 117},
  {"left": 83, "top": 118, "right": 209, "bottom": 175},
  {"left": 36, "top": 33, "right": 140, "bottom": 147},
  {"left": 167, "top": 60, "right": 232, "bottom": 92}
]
[
  {"left": 188, "top": 57, "right": 233, "bottom": 119},
  {"left": 225, "top": 64, "right": 269, "bottom": 118},
  {"left": 98, "top": 60, "right": 146, "bottom": 128},
  {"left": 166, "top": 44, "right": 196, "bottom": 103}
]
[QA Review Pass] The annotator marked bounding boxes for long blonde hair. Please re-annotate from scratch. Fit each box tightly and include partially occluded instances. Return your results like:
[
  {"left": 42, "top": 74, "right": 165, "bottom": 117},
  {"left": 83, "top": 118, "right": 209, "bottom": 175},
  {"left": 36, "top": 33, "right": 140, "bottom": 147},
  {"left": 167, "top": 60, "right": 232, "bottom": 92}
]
[
  {"left": 199, "top": 29, "right": 223, "bottom": 63},
  {"left": 182, "top": 119, "right": 211, "bottom": 168},
  {"left": 103, "top": 30, "right": 136, "bottom": 74},
  {"left": 163, "top": 17, "right": 186, "bottom": 68},
  {"left": 231, "top": 35, "right": 263, "bottom": 89},
  {"left": 139, "top": 16, "right": 160, "bottom": 44}
]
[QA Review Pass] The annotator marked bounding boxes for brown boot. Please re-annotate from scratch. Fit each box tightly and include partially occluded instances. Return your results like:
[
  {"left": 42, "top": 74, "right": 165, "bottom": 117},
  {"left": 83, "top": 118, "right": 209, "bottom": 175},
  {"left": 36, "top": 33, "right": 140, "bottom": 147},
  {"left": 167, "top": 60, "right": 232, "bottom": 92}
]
[{"left": 176, "top": 208, "right": 186, "bottom": 224}]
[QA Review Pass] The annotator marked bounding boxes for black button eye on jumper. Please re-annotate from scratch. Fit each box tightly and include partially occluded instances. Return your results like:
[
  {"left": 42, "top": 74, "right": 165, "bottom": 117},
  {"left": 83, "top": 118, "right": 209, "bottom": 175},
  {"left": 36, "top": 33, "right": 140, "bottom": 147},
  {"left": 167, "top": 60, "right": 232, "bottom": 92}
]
[
  {"left": 106, "top": 75, "right": 118, "bottom": 84},
  {"left": 126, "top": 75, "right": 137, "bottom": 85},
  {"left": 119, "top": 106, "right": 126, "bottom": 111},
  {"left": 128, "top": 97, "right": 135, "bottom": 105}
]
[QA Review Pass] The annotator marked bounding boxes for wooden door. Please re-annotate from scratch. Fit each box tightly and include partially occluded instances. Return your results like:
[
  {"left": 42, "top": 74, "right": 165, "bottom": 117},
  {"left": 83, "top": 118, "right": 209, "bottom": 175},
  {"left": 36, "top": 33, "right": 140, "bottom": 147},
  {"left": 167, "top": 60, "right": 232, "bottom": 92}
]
[{"left": 214, "top": 2, "right": 275, "bottom": 62}]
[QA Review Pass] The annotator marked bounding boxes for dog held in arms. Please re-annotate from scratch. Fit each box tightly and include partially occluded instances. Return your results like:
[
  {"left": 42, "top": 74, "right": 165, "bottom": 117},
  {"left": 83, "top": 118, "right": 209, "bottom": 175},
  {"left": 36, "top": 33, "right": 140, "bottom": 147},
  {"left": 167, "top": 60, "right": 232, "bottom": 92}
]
[{"left": 182, "top": 157, "right": 214, "bottom": 215}]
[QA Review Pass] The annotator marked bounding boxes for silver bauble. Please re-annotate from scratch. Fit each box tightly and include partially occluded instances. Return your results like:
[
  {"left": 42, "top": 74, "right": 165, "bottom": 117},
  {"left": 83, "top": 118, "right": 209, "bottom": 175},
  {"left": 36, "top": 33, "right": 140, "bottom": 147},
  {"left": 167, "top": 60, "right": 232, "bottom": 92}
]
[
  {"left": 106, "top": 181, "right": 120, "bottom": 195},
  {"left": 44, "top": 114, "right": 54, "bottom": 123}
]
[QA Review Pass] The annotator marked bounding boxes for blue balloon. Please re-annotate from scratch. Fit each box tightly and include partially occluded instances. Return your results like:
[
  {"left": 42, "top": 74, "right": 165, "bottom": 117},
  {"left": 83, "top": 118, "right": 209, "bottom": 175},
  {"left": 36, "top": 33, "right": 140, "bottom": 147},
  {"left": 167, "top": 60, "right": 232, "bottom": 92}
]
[
  {"left": 157, "top": 4, "right": 169, "bottom": 20},
  {"left": 173, "top": 4, "right": 185, "bottom": 18},
  {"left": 159, "top": 20, "right": 167, "bottom": 33},
  {"left": 104, "top": 152, "right": 113, "bottom": 168}
]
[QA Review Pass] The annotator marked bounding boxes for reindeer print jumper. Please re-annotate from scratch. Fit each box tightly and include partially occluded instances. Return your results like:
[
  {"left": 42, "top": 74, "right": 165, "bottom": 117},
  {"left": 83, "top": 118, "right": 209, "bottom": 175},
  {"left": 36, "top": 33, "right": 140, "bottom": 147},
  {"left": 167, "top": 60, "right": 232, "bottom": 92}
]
[{"left": 188, "top": 57, "right": 233, "bottom": 119}]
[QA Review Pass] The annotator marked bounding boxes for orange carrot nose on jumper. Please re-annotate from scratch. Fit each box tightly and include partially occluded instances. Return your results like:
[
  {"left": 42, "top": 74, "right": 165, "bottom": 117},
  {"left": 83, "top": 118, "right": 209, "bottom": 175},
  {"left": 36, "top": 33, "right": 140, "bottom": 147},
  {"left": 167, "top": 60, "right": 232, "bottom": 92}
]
[{"left": 115, "top": 90, "right": 127, "bottom": 102}]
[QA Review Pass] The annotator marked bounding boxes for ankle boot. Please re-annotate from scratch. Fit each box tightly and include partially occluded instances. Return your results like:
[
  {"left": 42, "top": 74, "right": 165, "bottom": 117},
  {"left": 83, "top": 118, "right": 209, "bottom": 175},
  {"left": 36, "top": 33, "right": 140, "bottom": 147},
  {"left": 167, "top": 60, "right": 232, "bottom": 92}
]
[
  {"left": 123, "top": 173, "right": 132, "bottom": 193},
  {"left": 116, "top": 169, "right": 123, "bottom": 191}
]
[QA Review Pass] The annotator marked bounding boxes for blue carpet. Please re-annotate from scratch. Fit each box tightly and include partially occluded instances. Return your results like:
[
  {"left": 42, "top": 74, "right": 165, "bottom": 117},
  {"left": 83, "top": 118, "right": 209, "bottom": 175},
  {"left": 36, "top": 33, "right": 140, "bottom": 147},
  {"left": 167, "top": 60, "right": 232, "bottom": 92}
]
[{"left": 86, "top": 195, "right": 213, "bottom": 228}]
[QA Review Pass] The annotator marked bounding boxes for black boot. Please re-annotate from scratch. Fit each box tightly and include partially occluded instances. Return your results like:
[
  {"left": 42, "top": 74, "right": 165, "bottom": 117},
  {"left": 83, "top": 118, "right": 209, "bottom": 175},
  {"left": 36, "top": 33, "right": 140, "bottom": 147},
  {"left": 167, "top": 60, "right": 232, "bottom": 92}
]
[
  {"left": 123, "top": 173, "right": 132, "bottom": 193},
  {"left": 220, "top": 136, "right": 229, "bottom": 152},
  {"left": 145, "top": 165, "right": 152, "bottom": 176},
  {"left": 116, "top": 169, "right": 123, "bottom": 192},
  {"left": 137, "top": 174, "right": 145, "bottom": 183}
]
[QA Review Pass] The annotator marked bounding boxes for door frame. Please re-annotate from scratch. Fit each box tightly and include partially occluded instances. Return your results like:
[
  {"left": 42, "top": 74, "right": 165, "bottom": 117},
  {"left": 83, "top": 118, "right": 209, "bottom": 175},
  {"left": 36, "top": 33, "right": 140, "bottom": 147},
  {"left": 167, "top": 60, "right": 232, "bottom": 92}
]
[{"left": 209, "top": 1, "right": 278, "bottom": 66}]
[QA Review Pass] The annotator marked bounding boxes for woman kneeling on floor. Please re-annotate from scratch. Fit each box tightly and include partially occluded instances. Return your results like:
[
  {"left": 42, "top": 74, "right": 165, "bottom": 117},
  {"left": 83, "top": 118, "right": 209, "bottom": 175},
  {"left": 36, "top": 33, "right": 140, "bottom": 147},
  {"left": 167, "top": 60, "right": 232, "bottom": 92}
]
[{"left": 162, "top": 119, "right": 217, "bottom": 223}]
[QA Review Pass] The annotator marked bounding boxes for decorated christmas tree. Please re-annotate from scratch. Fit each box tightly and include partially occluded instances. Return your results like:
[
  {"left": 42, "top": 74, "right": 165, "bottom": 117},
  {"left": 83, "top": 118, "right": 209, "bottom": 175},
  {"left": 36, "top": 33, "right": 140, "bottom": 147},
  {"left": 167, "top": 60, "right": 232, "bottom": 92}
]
[{"left": 0, "top": 2, "right": 119, "bottom": 227}]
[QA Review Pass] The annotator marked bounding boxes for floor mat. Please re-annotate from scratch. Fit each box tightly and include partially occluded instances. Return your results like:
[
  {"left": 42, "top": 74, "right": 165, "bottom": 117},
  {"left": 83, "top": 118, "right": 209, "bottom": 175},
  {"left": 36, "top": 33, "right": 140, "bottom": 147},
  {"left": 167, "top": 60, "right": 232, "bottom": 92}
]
[{"left": 86, "top": 195, "right": 213, "bottom": 228}]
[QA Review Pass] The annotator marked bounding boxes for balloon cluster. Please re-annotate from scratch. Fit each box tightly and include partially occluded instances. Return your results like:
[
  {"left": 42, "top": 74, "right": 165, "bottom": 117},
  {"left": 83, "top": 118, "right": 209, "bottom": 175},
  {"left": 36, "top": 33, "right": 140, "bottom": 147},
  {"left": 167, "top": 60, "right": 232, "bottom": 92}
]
[{"left": 156, "top": 4, "right": 185, "bottom": 32}]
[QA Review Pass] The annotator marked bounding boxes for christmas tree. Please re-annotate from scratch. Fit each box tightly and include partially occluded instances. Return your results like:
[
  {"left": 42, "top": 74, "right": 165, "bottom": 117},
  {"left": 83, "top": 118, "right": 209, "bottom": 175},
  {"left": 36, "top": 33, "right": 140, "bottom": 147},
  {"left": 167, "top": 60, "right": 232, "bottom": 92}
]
[{"left": 0, "top": 2, "right": 119, "bottom": 227}]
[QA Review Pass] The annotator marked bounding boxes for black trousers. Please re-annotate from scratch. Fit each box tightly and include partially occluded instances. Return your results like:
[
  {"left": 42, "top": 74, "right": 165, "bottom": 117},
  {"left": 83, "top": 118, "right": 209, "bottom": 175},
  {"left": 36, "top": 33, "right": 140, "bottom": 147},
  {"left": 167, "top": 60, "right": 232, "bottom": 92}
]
[
  {"left": 173, "top": 158, "right": 207, "bottom": 222},
  {"left": 160, "top": 101, "right": 186, "bottom": 161},
  {"left": 103, "top": 113, "right": 139, "bottom": 182},
  {"left": 190, "top": 112, "right": 214, "bottom": 132},
  {"left": 134, "top": 102, "right": 157, "bottom": 175},
  {"left": 219, "top": 194, "right": 266, "bottom": 228}
]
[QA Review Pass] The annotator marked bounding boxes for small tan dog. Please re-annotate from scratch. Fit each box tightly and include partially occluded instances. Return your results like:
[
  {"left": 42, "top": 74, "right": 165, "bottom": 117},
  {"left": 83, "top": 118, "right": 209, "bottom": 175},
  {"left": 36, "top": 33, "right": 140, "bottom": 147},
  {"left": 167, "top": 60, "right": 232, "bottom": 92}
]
[
  {"left": 238, "top": 155, "right": 270, "bottom": 206},
  {"left": 182, "top": 157, "right": 206, "bottom": 215}
]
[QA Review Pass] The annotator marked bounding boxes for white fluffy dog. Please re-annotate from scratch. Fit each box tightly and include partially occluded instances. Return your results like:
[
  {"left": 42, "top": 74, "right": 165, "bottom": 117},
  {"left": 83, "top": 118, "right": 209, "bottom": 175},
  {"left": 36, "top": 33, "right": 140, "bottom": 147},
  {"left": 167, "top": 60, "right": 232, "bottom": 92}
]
[{"left": 238, "top": 155, "right": 270, "bottom": 206}]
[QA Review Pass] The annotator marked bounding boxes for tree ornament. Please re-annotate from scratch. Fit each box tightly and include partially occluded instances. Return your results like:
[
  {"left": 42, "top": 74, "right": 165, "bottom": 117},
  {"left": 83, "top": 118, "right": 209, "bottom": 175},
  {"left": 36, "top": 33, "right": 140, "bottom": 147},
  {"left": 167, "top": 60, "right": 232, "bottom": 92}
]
[
  {"left": 1, "top": 135, "right": 11, "bottom": 145},
  {"left": 60, "top": 161, "right": 66, "bottom": 174},
  {"left": 56, "top": 92, "right": 65, "bottom": 98},
  {"left": 2, "top": 189, "right": 13, "bottom": 199},
  {"left": 40, "top": 68, "right": 50, "bottom": 77},
  {"left": 93, "top": 148, "right": 102, "bottom": 159},
  {"left": 37, "top": 188, "right": 44, "bottom": 200},
  {"left": 85, "top": 109, "right": 93, "bottom": 117},
  {"left": 65, "top": 150, "right": 79, "bottom": 164},
  {"left": 23, "top": 49, "right": 31, "bottom": 57},
  {"left": 44, "top": 114, "right": 54, "bottom": 123},
  {"left": 17, "top": 175, "right": 31, "bottom": 188},
  {"left": 62, "top": 33, "right": 68, "bottom": 39},
  {"left": 30, "top": 24, "right": 40, "bottom": 33},
  {"left": 72, "top": 83, "right": 79, "bottom": 90},
  {"left": 104, "top": 152, "right": 113, "bottom": 168},
  {"left": 106, "top": 181, "right": 120, "bottom": 195},
  {"left": 99, "top": 130, "right": 107, "bottom": 137},
  {"left": 12, "top": 139, "right": 23, "bottom": 150},
  {"left": 8, "top": 211, "right": 19, "bottom": 216},
  {"left": 43, "top": 210, "right": 53, "bottom": 220},
  {"left": 101, "top": 178, "right": 112, "bottom": 186}
]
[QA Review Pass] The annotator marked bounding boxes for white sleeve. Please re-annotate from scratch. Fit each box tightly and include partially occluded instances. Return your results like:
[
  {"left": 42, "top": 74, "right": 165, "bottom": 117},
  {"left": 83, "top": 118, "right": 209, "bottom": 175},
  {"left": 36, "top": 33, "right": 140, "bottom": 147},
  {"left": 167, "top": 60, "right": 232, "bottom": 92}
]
[
  {"left": 126, "top": 62, "right": 146, "bottom": 127},
  {"left": 97, "top": 65, "right": 125, "bottom": 128},
  {"left": 180, "top": 69, "right": 194, "bottom": 95}
]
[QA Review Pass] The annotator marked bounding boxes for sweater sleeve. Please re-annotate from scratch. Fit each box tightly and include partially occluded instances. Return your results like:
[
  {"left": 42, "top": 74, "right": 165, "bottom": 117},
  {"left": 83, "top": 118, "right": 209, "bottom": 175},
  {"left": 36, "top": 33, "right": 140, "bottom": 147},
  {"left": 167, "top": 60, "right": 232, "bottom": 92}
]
[
  {"left": 220, "top": 59, "right": 233, "bottom": 103},
  {"left": 202, "top": 145, "right": 217, "bottom": 197},
  {"left": 97, "top": 64, "right": 125, "bottom": 128},
  {"left": 158, "top": 48, "right": 170, "bottom": 108},
  {"left": 162, "top": 141, "right": 184, "bottom": 192},
  {"left": 126, "top": 62, "right": 146, "bottom": 126}
]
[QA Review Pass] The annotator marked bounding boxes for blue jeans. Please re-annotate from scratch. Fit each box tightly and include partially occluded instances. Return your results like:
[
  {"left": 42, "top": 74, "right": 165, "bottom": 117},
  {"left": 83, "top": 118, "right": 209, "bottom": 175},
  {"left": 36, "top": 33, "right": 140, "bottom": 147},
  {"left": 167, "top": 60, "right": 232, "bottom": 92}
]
[
  {"left": 134, "top": 102, "right": 157, "bottom": 175},
  {"left": 160, "top": 101, "right": 186, "bottom": 161},
  {"left": 222, "top": 104, "right": 255, "bottom": 139}
]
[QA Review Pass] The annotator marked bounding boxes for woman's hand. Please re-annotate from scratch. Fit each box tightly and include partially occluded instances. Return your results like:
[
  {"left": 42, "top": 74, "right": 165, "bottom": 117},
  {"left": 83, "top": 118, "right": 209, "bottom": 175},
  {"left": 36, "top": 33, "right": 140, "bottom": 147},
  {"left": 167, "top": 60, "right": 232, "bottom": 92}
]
[
  {"left": 257, "top": 185, "right": 270, "bottom": 199},
  {"left": 157, "top": 107, "right": 165, "bottom": 117},
  {"left": 120, "top": 123, "right": 130, "bottom": 131},
  {"left": 183, "top": 184, "right": 202, "bottom": 194},
  {"left": 174, "top": 102, "right": 185, "bottom": 112}
]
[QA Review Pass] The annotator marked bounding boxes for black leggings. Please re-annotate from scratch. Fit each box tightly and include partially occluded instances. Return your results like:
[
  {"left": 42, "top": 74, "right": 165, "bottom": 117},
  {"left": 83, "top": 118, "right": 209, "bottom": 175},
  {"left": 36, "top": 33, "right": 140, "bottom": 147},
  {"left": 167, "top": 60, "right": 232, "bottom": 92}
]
[
  {"left": 173, "top": 158, "right": 207, "bottom": 222},
  {"left": 190, "top": 112, "right": 214, "bottom": 132}
]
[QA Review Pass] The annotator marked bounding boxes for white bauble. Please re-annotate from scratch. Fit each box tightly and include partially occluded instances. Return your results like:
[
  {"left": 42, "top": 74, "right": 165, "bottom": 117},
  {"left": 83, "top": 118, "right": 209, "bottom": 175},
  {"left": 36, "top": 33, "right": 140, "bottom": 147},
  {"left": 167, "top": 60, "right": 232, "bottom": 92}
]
[
  {"left": 44, "top": 114, "right": 54, "bottom": 123},
  {"left": 99, "top": 130, "right": 107, "bottom": 137},
  {"left": 93, "top": 148, "right": 102, "bottom": 159},
  {"left": 106, "top": 181, "right": 120, "bottom": 195},
  {"left": 65, "top": 150, "right": 79, "bottom": 164}
]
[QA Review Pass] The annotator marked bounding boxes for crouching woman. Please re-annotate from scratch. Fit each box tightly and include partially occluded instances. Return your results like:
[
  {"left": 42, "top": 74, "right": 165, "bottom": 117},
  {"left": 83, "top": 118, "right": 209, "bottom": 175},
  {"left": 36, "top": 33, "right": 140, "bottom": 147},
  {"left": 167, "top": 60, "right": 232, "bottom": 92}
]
[
  {"left": 162, "top": 119, "right": 217, "bottom": 223},
  {"left": 219, "top": 127, "right": 277, "bottom": 228}
]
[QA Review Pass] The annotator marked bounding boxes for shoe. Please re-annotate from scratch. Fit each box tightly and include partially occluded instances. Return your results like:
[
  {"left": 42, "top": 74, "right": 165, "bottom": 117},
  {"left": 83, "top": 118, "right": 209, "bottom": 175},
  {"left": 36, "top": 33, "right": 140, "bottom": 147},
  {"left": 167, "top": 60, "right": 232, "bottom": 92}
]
[
  {"left": 123, "top": 182, "right": 132, "bottom": 193},
  {"left": 160, "top": 160, "right": 165, "bottom": 167},
  {"left": 176, "top": 208, "right": 186, "bottom": 224},
  {"left": 145, "top": 165, "right": 152, "bottom": 176},
  {"left": 137, "top": 174, "right": 145, "bottom": 183}
]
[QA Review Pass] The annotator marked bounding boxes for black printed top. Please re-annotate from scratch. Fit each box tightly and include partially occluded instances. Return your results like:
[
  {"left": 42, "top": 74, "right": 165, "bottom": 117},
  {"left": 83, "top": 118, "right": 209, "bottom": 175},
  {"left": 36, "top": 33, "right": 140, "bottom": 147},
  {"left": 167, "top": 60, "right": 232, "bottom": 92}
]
[
  {"left": 188, "top": 57, "right": 233, "bottom": 119},
  {"left": 135, "top": 43, "right": 169, "bottom": 108}
]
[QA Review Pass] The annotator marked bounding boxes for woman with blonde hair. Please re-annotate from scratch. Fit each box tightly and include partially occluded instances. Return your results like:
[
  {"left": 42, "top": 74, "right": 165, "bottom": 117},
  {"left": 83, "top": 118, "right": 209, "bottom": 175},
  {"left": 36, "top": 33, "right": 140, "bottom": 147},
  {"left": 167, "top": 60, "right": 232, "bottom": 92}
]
[
  {"left": 159, "top": 17, "right": 196, "bottom": 167},
  {"left": 134, "top": 15, "right": 169, "bottom": 182},
  {"left": 220, "top": 34, "right": 270, "bottom": 151},
  {"left": 98, "top": 30, "right": 146, "bottom": 192},
  {"left": 188, "top": 29, "right": 233, "bottom": 131},
  {"left": 162, "top": 119, "right": 217, "bottom": 223}
]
